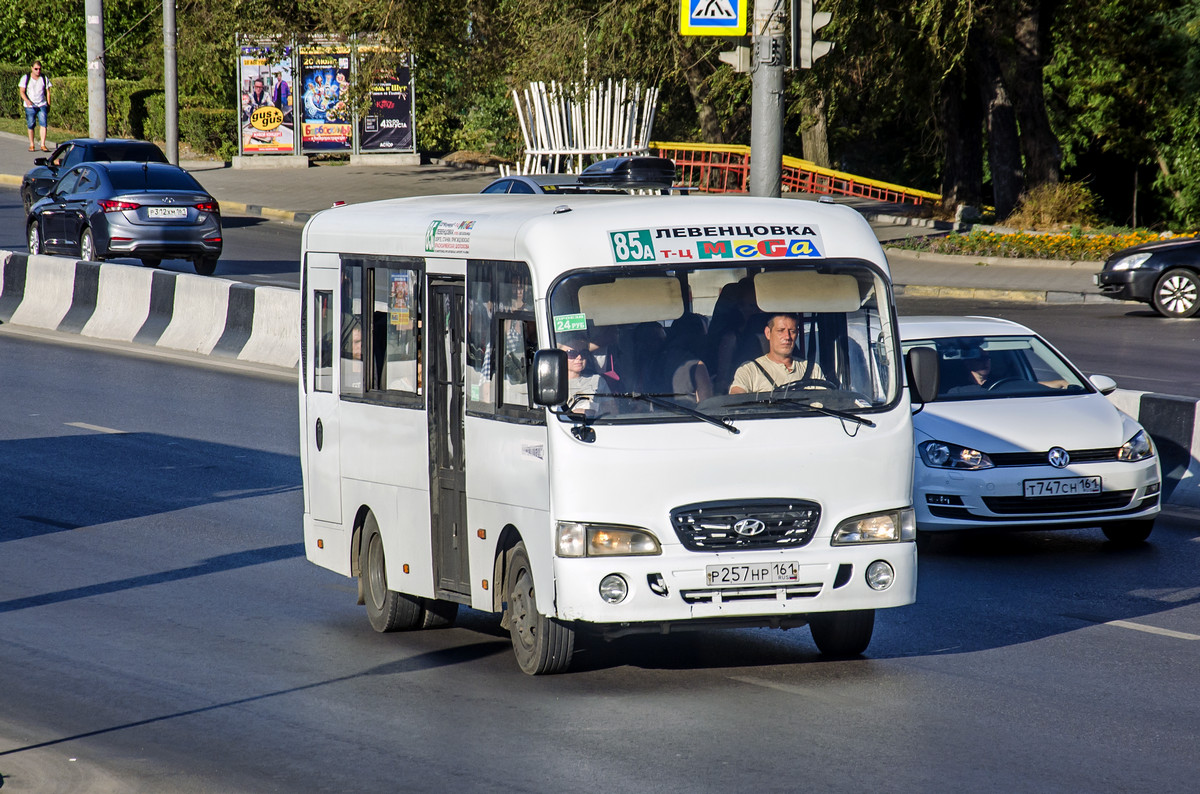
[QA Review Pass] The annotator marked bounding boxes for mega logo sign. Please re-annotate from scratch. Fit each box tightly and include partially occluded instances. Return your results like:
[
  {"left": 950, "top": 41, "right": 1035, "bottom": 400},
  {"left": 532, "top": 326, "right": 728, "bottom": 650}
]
[{"left": 608, "top": 224, "right": 825, "bottom": 264}]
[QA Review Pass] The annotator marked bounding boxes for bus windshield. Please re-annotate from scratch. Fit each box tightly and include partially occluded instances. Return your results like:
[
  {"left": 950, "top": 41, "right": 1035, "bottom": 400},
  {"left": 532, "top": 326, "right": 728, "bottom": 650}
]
[{"left": 547, "top": 261, "right": 899, "bottom": 422}]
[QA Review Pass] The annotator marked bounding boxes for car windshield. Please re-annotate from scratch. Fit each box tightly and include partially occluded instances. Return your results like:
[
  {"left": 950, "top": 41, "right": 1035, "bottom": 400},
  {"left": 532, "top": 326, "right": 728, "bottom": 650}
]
[
  {"left": 108, "top": 168, "right": 205, "bottom": 192},
  {"left": 901, "top": 334, "right": 1090, "bottom": 400},
  {"left": 548, "top": 261, "right": 900, "bottom": 423}
]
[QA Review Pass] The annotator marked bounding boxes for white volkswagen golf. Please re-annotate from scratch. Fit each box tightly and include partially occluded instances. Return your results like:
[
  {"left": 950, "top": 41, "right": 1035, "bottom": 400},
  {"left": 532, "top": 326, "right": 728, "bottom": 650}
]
[{"left": 899, "top": 316, "right": 1161, "bottom": 544}]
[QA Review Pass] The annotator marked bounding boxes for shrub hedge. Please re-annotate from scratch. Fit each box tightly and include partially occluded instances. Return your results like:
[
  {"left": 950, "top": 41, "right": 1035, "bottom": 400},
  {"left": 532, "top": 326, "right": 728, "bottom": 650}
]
[{"left": 1, "top": 63, "right": 235, "bottom": 157}]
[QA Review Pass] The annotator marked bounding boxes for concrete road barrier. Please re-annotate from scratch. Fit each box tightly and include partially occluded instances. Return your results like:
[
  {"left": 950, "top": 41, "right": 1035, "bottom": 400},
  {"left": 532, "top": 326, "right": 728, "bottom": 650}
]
[
  {"left": 0, "top": 250, "right": 298, "bottom": 369},
  {"left": 2, "top": 248, "right": 1196, "bottom": 512}
]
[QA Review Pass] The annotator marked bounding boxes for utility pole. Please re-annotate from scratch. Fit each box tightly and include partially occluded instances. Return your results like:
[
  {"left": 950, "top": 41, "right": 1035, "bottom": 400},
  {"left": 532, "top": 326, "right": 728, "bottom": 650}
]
[
  {"left": 85, "top": 0, "right": 106, "bottom": 140},
  {"left": 749, "top": 0, "right": 786, "bottom": 198},
  {"left": 164, "top": 0, "right": 178, "bottom": 163}
]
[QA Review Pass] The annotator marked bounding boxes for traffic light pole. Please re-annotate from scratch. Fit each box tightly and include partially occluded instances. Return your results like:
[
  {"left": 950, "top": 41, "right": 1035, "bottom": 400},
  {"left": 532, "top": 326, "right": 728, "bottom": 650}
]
[{"left": 749, "top": 0, "right": 786, "bottom": 198}]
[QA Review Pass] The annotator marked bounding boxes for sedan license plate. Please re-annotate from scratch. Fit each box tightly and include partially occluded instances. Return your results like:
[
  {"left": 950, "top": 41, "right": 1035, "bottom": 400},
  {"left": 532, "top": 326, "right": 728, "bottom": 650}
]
[
  {"left": 706, "top": 561, "right": 799, "bottom": 586},
  {"left": 1023, "top": 476, "right": 1101, "bottom": 497},
  {"left": 148, "top": 207, "right": 187, "bottom": 219}
]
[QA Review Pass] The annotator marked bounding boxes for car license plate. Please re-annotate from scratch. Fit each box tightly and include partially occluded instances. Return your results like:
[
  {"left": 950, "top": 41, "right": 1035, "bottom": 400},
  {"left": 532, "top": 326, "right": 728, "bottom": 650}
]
[
  {"left": 706, "top": 561, "right": 800, "bottom": 586},
  {"left": 1023, "top": 476, "right": 1101, "bottom": 497},
  {"left": 148, "top": 207, "right": 187, "bottom": 219}
]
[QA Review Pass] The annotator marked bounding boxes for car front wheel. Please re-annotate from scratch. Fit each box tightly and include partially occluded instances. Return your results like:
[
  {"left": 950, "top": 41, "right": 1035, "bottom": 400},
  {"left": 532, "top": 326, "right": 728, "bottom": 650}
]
[
  {"left": 27, "top": 222, "right": 41, "bottom": 255},
  {"left": 1151, "top": 268, "right": 1200, "bottom": 318}
]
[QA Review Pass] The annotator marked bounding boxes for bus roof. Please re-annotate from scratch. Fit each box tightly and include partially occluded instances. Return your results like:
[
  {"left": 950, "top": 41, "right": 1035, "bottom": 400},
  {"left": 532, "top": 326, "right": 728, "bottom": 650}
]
[{"left": 301, "top": 193, "right": 890, "bottom": 284}]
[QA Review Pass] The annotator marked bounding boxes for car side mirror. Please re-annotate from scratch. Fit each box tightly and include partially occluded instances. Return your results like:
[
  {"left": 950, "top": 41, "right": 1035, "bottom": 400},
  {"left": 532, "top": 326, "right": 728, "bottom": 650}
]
[
  {"left": 905, "top": 346, "right": 940, "bottom": 404},
  {"left": 531, "top": 349, "right": 568, "bottom": 406},
  {"left": 1088, "top": 374, "right": 1117, "bottom": 395},
  {"left": 35, "top": 185, "right": 53, "bottom": 198},
  {"left": 33, "top": 157, "right": 48, "bottom": 166}
]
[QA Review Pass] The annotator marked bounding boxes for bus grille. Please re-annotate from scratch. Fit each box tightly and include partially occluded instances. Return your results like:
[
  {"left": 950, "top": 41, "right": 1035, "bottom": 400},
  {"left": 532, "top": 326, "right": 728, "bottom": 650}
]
[{"left": 670, "top": 499, "right": 821, "bottom": 551}]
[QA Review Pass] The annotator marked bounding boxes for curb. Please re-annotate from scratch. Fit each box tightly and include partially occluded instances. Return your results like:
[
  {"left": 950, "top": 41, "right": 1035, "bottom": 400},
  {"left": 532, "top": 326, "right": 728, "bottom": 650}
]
[
  {"left": 894, "top": 283, "right": 1117, "bottom": 305},
  {"left": 884, "top": 246, "right": 1103, "bottom": 270},
  {"left": 217, "top": 199, "right": 312, "bottom": 227},
  {"left": 0, "top": 249, "right": 298, "bottom": 369}
]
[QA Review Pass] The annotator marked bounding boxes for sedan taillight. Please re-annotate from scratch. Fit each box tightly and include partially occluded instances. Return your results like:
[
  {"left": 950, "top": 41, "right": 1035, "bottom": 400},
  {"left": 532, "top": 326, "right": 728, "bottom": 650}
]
[
  {"left": 98, "top": 199, "right": 141, "bottom": 213},
  {"left": 195, "top": 202, "right": 219, "bottom": 213}
]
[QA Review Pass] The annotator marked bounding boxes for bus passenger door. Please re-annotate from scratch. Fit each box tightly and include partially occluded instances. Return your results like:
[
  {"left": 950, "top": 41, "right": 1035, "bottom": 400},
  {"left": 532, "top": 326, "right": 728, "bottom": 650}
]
[
  {"left": 304, "top": 264, "right": 342, "bottom": 525},
  {"left": 427, "top": 278, "right": 470, "bottom": 597}
]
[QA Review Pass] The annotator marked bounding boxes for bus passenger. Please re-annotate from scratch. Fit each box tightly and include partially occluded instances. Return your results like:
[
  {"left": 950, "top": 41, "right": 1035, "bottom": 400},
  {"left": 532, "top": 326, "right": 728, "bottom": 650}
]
[{"left": 729, "top": 313, "right": 824, "bottom": 394}]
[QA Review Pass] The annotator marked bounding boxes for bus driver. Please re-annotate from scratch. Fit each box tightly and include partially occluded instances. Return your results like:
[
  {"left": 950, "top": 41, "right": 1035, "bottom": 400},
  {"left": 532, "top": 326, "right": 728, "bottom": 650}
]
[{"left": 729, "top": 313, "right": 824, "bottom": 394}]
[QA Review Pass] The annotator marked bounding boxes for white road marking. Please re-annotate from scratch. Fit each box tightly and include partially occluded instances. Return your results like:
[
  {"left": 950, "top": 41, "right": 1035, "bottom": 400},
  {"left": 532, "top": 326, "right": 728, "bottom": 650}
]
[
  {"left": 1105, "top": 619, "right": 1200, "bottom": 641},
  {"left": 65, "top": 422, "right": 125, "bottom": 435}
]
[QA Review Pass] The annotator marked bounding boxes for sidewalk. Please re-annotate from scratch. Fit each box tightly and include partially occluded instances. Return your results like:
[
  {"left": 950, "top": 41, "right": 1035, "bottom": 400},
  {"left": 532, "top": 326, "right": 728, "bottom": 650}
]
[{"left": 0, "top": 132, "right": 1108, "bottom": 303}]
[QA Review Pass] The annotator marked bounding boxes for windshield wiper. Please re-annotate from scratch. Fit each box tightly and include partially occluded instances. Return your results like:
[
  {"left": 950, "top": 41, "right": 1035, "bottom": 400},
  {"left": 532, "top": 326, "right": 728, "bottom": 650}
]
[
  {"left": 603, "top": 392, "right": 739, "bottom": 434},
  {"left": 766, "top": 396, "right": 876, "bottom": 428}
]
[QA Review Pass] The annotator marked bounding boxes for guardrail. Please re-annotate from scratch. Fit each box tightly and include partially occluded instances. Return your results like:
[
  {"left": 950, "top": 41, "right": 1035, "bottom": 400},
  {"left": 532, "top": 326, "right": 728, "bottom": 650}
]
[{"left": 650, "top": 141, "right": 943, "bottom": 208}]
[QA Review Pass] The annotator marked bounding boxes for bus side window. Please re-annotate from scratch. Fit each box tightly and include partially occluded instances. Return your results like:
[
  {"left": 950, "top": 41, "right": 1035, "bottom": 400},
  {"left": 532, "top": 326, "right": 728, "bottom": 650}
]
[
  {"left": 340, "top": 264, "right": 364, "bottom": 398},
  {"left": 314, "top": 290, "right": 333, "bottom": 392},
  {"left": 500, "top": 319, "right": 536, "bottom": 408},
  {"left": 467, "top": 264, "right": 494, "bottom": 412},
  {"left": 374, "top": 266, "right": 420, "bottom": 395}
]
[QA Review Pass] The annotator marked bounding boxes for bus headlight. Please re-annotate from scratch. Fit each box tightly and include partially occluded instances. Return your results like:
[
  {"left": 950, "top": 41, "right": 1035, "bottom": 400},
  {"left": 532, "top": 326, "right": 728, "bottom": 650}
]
[
  {"left": 556, "top": 522, "right": 662, "bottom": 557},
  {"left": 831, "top": 509, "right": 916, "bottom": 545}
]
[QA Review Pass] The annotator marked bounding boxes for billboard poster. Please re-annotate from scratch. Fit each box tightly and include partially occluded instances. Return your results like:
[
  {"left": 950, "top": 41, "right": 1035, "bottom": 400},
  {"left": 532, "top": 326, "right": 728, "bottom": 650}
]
[
  {"left": 299, "top": 42, "right": 353, "bottom": 152},
  {"left": 238, "top": 43, "right": 295, "bottom": 154},
  {"left": 358, "top": 49, "right": 415, "bottom": 153}
]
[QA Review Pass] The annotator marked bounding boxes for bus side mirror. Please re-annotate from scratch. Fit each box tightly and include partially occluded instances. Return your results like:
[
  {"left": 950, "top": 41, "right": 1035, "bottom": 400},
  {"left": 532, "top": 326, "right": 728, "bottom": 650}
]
[
  {"left": 905, "top": 347, "right": 940, "bottom": 404},
  {"left": 532, "top": 349, "right": 568, "bottom": 406}
]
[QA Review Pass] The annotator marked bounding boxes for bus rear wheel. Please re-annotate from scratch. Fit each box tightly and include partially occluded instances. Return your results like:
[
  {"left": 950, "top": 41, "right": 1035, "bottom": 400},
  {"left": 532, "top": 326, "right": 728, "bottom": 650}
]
[
  {"left": 809, "top": 609, "right": 875, "bottom": 658},
  {"left": 506, "top": 542, "right": 574, "bottom": 675},
  {"left": 361, "top": 517, "right": 423, "bottom": 632}
]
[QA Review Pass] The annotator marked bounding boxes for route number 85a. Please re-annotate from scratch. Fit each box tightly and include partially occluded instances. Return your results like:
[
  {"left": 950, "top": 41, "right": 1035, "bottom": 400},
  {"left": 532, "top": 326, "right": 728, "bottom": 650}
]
[{"left": 609, "top": 230, "right": 656, "bottom": 263}]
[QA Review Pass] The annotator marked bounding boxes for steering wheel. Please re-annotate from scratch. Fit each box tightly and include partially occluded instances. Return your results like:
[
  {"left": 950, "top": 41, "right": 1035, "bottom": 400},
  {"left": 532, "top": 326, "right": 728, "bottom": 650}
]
[
  {"left": 777, "top": 377, "right": 839, "bottom": 393},
  {"left": 986, "top": 377, "right": 1021, "bottom": 391}
]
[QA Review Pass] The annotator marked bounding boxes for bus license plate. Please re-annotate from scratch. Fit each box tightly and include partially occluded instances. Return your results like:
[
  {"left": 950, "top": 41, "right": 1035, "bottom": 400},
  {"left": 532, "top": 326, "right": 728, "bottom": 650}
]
[
  {"left": 148, "top": 207, "right": 187, "bottom": 219},
  {"left": 1023, "top": 476, "right": 1101, "bottom": 497},
  {"left": 706, "top": 561, "right": 800, "bottom": 586}
]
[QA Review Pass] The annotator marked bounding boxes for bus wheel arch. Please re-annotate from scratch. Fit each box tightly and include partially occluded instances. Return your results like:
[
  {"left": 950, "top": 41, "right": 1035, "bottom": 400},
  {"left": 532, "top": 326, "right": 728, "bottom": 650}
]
[
  {"left": 350, "top": 504, "right": 374, "bottom": 605},
  {"left": 492, "top": 524, "right": 523, "bottom": 617}
]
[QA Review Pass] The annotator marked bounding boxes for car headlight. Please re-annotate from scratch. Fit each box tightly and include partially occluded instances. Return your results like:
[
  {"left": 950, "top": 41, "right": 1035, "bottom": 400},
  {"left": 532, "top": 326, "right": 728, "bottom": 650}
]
[
  {"left": 1109, "top": 252, "right": 1153, "bottom": 271},
  {"left": 831, "top": 509, "right": 915, "bottom": 545},
  {"left": 556, "top": 522, "right": 662, "bottom": 557},
  {"left": 1117, "top": 429, "right": 1155, "bottom": 462},
  {"left": 919, "top": 440, "right": 994, "bottom": 470}
]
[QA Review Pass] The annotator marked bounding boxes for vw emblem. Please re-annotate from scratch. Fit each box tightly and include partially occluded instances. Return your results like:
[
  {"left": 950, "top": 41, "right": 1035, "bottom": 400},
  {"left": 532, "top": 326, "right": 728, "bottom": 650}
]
[
  {"left": 733, "top": 518, "right": 767, "bottom": 536},
  {"left": 1048, "top": 447, "right": 1070, "bottom": 468}
]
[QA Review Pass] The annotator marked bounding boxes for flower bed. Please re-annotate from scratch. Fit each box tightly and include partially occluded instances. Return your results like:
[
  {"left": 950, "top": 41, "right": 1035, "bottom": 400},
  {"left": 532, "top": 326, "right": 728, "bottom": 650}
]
[{"left": 893, "top": 229, "right": 1199, "bottom": 262}]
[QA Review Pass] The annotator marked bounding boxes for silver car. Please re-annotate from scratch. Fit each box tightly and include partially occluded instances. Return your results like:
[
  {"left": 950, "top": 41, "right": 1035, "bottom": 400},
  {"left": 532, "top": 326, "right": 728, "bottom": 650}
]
[{"left": 27, "top": 161, "right": 223, "bottom": 275}]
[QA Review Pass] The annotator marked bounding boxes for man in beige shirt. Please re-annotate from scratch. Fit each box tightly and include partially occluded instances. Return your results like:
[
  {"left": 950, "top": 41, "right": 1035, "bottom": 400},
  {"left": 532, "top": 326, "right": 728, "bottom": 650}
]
[{"left": 729, "top": 313, "right": 824, "bottom": 393}]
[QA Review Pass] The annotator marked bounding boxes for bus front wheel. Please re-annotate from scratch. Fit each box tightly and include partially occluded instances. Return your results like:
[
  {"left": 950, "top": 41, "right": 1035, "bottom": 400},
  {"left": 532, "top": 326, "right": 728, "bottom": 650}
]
[
  {"left": 809, "top": 609, "right": 875, "bottom": 658},
  {"left": 361, "top": 517, "right": 423, "bottom": 632},
  {"left": 506, "top": 542, "right": 575, "bottom": 675}
]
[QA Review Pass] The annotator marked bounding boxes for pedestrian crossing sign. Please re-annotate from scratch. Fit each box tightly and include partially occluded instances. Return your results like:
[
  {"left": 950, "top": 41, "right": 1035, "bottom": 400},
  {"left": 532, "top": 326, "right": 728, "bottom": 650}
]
[{"left": 680, "top": 0, "right": 746, "bottom": 36}]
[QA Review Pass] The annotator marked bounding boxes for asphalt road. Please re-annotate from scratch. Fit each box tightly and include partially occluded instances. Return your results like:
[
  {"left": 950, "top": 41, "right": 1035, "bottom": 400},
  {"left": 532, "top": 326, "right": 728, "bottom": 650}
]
[{"left": 1, "top": 332, "right": 1199, "bottom": 792}]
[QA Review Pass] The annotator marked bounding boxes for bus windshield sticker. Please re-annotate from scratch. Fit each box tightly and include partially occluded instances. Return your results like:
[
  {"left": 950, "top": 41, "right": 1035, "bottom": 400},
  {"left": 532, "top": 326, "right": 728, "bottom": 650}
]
[
  {"left": 553, "top": 313, "right": 588, "bottom": 333},
  {"left": 609, "top": 224, "right": 825, "bottom": 264},
  {"left": 424, "top": 219, "right": 476, "bottom": 254}
]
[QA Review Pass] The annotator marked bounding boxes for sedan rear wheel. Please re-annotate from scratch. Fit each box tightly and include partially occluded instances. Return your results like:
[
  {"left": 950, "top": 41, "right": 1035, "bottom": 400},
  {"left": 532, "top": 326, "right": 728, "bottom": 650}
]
[
  {"left": 140, "top": 257, "right": 161, "bottom": 269},
  {"left": 1151, "top": 268, "right": 1200, "bottom": 318},
  {"left": 79, "top": 227, "right": 99, "bottom": 262},
  {"left": 193, "top": 256, "right": 218, "bottom": 276},
  {"left": 27, "top": 222, "right": 41, "bottom": 255}
]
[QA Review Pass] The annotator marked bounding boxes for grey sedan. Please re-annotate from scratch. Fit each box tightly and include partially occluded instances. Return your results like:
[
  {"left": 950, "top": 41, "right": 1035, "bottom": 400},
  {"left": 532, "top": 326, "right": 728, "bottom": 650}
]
[{"left": 27, "top": 161, "right": 223, "bottom": 275}]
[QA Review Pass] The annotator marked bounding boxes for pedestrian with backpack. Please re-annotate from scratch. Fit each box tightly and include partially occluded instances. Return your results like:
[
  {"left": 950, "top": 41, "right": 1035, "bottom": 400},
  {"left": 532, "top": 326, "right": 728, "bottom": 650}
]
[{"left": 19, "top": 61, "right": 52, "bottom": 152}]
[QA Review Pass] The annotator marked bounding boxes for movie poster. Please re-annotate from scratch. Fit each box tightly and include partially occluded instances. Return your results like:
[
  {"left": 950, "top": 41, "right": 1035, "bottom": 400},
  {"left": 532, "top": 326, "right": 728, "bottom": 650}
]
[
  {"left": 358, "top": 50, "right": 415, "bottom": 153},
  {"left": 238, "top": 42, "right": 295, "bottom": 154},
  {"left": 299, "top": 42, "right": 353, "bottom": 152}
]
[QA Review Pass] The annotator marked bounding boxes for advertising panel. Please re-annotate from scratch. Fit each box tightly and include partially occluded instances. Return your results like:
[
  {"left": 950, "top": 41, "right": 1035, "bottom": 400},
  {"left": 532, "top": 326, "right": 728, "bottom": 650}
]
[
  {"left": 299, "top": 42, "right": 353, "bottom": 152},
  {"left": 238, "top": 43, "right": 295, "bottom": 154},
  {"left": 358, "top": 49, "right": 415, "bottom": 153}
]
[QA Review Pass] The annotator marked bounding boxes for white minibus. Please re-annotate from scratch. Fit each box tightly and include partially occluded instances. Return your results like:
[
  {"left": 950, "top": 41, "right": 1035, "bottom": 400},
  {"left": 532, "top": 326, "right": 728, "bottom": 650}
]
[{"left": 299, "top": 193, "right": 937, "bottom": 674}]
